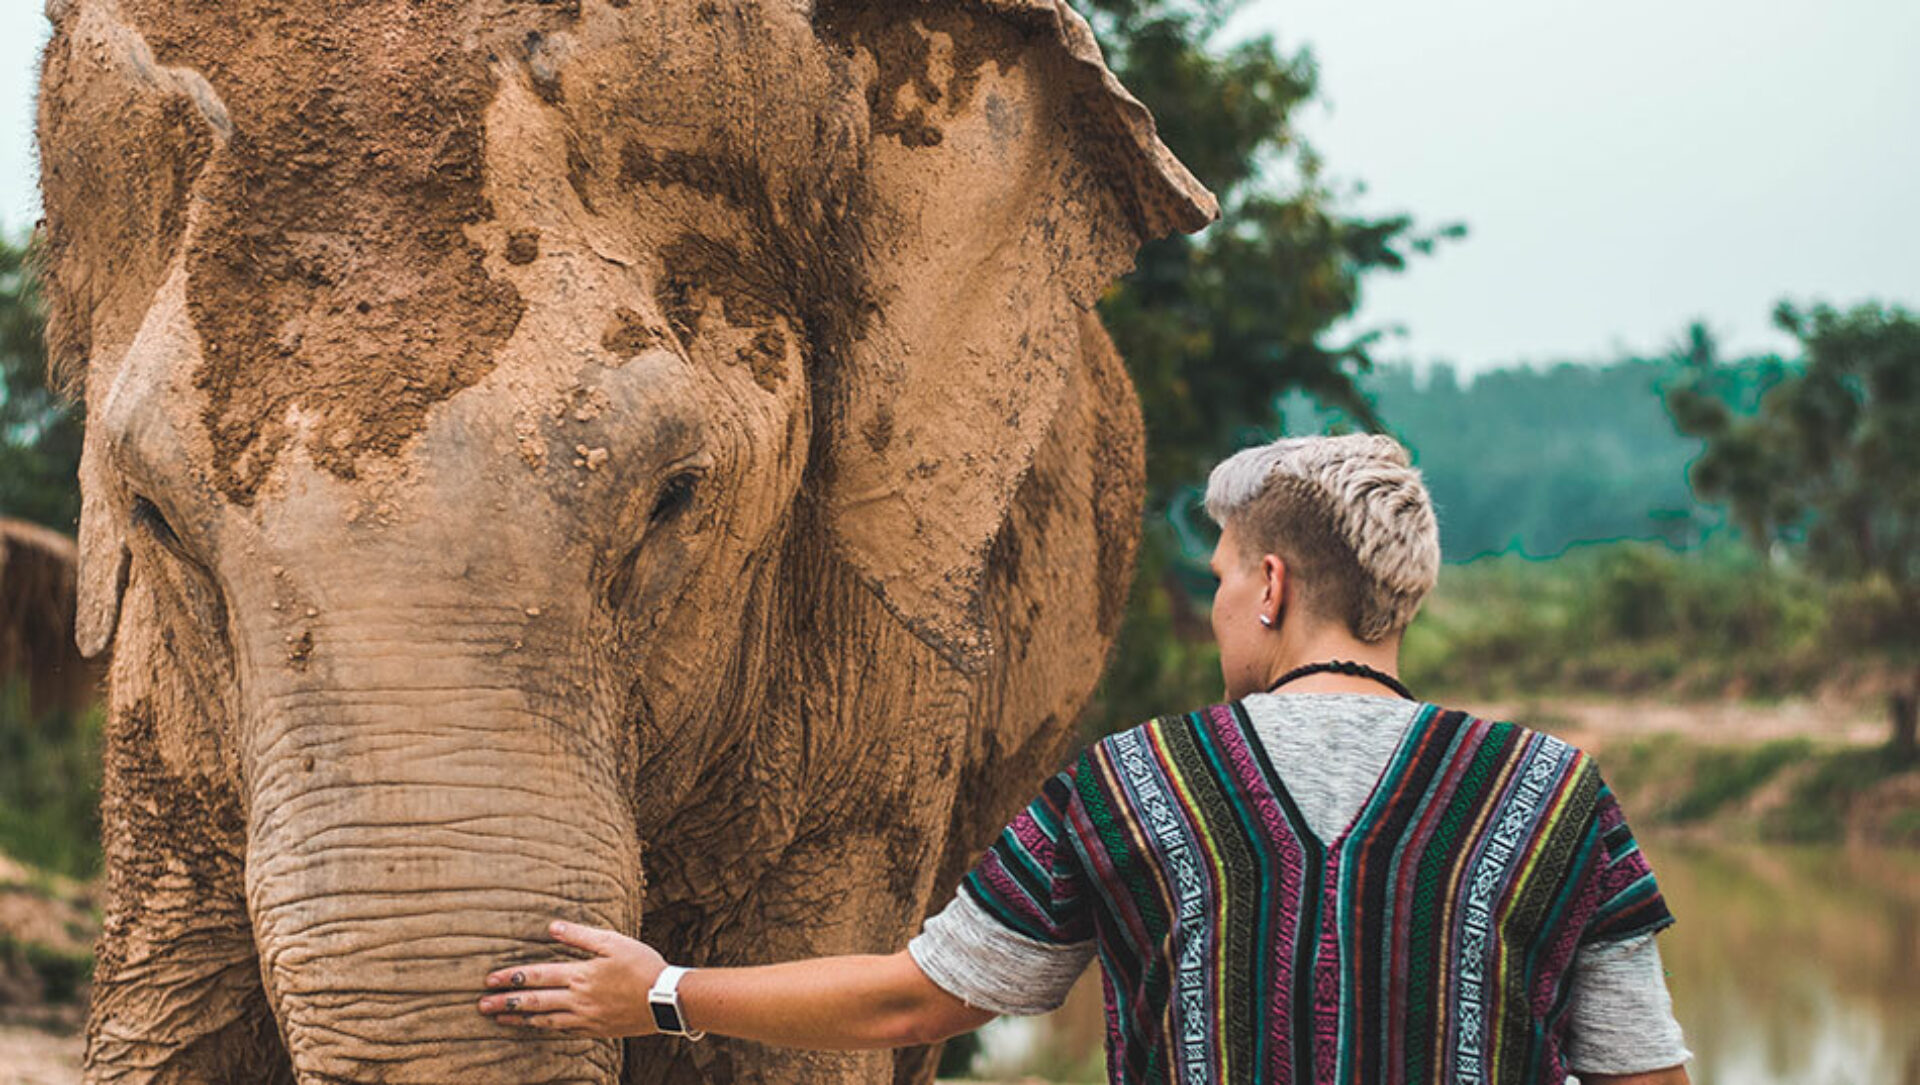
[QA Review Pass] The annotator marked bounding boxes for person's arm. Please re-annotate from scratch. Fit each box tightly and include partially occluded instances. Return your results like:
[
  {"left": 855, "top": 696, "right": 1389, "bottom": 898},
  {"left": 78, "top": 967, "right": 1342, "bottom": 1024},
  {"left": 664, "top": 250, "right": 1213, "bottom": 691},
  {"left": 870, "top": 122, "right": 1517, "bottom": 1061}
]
[
  {"left": 477, "top": 920, "right": 996, "bottom": 1047},
  {"left": 485, "top": 765, "right": 1093, "bottom": 1045},
  {"left": 1566, "top": 768, "right": 1690, "bottom": 1085},
  {"left": 1580, "top": 1069, "right": 1690, "bottom": 1085}
]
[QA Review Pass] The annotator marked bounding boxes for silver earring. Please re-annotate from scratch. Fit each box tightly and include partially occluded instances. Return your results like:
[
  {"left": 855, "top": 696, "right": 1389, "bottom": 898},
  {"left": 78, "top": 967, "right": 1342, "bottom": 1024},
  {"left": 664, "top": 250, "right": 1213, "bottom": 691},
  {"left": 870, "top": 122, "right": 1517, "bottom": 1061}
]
[{"left": 1258, "top": 614, "right": 1274, "bottom": 628}]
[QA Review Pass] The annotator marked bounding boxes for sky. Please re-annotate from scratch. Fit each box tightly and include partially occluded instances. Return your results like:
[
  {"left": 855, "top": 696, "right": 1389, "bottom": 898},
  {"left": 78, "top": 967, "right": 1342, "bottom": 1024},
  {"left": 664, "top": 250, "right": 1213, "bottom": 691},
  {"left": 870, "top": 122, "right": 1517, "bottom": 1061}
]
[
  {"left": 2, "top": 1, "right": 1915, "bottom": 374},
  {"left": 1228, "top": 0, "right": 1920, "bottom": 370}
]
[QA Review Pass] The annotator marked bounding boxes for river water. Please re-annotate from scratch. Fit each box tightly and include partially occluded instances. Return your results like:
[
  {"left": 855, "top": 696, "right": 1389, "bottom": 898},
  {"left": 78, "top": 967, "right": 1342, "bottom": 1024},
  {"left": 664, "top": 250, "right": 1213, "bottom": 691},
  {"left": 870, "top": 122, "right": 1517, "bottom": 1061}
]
[{"left": 965, "top": 836, "right": 1920, "bottom": 1084}]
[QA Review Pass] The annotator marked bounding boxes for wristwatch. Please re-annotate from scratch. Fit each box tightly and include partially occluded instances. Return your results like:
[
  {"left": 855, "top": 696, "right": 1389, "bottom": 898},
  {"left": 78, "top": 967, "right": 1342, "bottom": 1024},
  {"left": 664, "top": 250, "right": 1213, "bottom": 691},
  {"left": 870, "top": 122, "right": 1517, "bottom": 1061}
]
[{"left": 647, "top": 965, "right": 705, "bottom": 1040}]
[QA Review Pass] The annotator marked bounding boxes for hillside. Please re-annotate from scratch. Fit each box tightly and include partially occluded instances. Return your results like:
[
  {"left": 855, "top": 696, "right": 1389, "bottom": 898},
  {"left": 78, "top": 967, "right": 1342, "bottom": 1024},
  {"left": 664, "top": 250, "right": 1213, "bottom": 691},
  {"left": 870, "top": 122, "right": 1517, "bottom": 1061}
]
[{"left": 1277, "top": 353, "right": 1793, "bottom": 561}]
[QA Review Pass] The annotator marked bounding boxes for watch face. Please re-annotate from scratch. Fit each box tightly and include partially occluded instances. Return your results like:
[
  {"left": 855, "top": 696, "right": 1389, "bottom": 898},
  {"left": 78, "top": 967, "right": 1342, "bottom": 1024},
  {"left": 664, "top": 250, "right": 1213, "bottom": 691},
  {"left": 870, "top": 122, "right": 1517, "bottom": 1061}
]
[{"left": 650, "top": 999, "right": 685, "bottom": 1035}]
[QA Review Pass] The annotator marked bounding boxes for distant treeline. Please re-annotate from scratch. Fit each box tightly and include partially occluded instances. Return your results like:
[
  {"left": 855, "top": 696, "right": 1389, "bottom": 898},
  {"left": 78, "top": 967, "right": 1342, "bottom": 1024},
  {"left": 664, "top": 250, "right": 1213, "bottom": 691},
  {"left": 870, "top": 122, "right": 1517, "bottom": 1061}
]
[
  {"left": 1089, "top": 348, "right": 1811, "bottom": 739},
  {"left": 1277, "top": 354, "right": 1793, "bottom": 563}
]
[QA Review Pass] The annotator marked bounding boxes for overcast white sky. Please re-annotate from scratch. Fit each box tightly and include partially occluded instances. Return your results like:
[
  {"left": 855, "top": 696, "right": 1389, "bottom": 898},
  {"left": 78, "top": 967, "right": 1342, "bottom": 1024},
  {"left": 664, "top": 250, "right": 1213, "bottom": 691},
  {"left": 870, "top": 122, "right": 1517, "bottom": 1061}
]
[{"left": 2, "top": 1, "right": 1914, "bottom": 373}]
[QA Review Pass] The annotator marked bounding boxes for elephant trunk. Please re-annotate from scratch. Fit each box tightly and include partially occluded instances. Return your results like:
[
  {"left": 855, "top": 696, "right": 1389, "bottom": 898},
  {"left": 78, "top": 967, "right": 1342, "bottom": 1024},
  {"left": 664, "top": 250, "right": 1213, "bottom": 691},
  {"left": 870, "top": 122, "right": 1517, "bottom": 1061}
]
[{"left": 242, "top": 657, "right": 640, "bottom": 1085}]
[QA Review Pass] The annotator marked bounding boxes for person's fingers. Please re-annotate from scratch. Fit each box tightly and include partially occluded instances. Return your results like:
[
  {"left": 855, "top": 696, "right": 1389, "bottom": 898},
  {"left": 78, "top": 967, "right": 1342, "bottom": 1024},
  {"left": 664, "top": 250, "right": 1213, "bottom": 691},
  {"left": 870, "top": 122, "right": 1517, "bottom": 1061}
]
[
  {"left": 479, "top": 989, "right": 574, "bottom": 1016},
  {"left": 548, "top": 919, "right": 630, "bottom": 956},
  {"left": 487, "top": 1009, "right": 596, "bottom": 1035},
  {"left": 524, "top": 1010, "right": 597, "bottom": 1036},
  {"left": 484, "top": 961, "right": 589, "bottom": 990}
]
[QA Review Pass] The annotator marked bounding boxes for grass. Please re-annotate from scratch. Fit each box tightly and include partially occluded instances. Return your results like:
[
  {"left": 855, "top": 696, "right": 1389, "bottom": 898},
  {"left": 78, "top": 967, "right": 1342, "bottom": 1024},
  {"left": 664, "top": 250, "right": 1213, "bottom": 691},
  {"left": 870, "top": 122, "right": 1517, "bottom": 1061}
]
[
  {"left": 1402, "top": 539, "right": 1834, "bottom": 702},
  {"left": 1881, "top": 809, "right": 1920, "bottom": 846},
  {"left": 1596, "top": 733, "right": 1917, "bottom": 844},
  {"left": 0, "top": 935, "right": 92, "bottom": 1005},
  {"left": 0, "top": 679, "right": 104, "bottom": 880},
  {"left": 1665, "top": 739, "right": 1814, "bottom": 822},
  {"left": 1760, "top": 747, "right": 1914, "bottom": 843}
]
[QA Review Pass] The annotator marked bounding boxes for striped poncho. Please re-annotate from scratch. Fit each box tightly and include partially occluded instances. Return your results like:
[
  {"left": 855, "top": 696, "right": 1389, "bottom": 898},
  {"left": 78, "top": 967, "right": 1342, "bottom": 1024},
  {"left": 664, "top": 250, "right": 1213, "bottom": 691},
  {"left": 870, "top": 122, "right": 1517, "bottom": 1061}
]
[{"left": 960, "top": 701, "right": 1673, "bottom": 1085}]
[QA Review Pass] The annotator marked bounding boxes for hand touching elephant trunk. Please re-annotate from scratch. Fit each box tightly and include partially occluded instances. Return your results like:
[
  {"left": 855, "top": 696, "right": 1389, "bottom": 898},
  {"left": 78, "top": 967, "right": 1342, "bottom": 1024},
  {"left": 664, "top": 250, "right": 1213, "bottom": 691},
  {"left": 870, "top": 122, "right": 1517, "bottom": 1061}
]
[{"left": 240, "top": 631, "right": 640, "bottom": 1083}]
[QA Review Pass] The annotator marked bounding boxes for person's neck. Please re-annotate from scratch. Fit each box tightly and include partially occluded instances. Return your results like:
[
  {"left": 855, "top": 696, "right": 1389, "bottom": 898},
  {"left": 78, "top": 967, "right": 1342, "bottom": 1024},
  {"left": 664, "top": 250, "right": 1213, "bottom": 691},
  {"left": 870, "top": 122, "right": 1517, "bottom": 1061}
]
[{"left": 1259, "top": 626, "right": 1405, "bottom": 698}]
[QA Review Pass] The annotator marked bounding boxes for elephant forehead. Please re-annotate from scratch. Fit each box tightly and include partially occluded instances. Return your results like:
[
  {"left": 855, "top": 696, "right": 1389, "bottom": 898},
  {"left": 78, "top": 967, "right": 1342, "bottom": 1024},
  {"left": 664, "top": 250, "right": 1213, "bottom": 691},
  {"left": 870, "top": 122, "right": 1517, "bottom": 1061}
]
[
  {"left": 76, "top": 0, "right": 853, "bottom": 508},
  {"left": 95, "top": 0, "right": 539, "bottom": 506}
]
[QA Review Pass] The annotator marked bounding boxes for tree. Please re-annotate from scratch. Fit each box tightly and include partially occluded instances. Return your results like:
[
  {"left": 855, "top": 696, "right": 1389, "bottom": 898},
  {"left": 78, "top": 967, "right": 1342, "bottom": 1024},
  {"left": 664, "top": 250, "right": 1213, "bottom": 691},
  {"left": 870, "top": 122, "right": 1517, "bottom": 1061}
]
[
  {"left": 0, "top": 233, "right": 81, "bottom": 533},
  {"left": 1079, "top": 0, "right": 1461, "bottom": 734},
  {"left": 1086, "top": 0, "right": 1460, "bottom": 498},
  {"left": 1667, "top": 305, "right": 1920, "bottom": 758}
]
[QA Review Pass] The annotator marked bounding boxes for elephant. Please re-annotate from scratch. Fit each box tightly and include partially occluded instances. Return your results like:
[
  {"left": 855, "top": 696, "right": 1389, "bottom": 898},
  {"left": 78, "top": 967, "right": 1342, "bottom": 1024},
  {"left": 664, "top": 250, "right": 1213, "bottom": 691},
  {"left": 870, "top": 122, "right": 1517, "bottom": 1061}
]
[{"left": 36, "top": 0, "right": 1214, "bottom": 1081}]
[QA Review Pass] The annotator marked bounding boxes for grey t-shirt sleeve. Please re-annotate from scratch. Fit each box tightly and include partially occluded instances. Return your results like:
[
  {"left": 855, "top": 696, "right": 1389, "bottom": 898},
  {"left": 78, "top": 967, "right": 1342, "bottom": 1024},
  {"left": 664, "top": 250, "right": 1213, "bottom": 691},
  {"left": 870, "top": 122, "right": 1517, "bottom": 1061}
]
[
  {"left": 907, "top": 889, "right": 1096, "bottom": 1017},
  {"left": 1565, "top": 932, "right": 1692, "bottom": 1075}
]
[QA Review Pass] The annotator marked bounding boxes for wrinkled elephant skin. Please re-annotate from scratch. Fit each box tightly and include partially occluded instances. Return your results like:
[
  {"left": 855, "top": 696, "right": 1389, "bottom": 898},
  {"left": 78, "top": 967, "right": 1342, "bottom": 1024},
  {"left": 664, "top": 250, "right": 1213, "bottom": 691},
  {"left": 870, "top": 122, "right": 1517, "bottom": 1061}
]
[{"left": 36, "top": 1, "right": 1213, "bottom": 1082}]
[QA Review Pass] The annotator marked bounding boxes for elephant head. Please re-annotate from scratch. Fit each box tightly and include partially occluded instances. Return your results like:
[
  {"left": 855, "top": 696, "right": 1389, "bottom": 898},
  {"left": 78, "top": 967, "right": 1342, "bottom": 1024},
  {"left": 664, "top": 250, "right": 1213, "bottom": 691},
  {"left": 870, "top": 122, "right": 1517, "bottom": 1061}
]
[{"left": 39, "top": 0, "right": 1212, "bottom": 1081}]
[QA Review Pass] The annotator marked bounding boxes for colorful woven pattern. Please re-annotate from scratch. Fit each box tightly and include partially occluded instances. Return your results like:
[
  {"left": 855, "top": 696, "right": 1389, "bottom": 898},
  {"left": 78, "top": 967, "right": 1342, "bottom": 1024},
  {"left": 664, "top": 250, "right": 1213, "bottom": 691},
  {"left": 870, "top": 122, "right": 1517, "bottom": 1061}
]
[{"left": 960, "top": 702, "right": 1673, "bottom": 1085}]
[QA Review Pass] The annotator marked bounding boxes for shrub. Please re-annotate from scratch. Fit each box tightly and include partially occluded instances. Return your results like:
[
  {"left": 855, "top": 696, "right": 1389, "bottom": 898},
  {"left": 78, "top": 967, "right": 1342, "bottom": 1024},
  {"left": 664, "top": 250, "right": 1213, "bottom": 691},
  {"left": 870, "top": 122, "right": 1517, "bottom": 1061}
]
[
  {"left": 1666, "top": 739, "right": 1812, "bottom": 822},
  {"left": 0, "top": 678, "right": 104, "bottom": 879}
]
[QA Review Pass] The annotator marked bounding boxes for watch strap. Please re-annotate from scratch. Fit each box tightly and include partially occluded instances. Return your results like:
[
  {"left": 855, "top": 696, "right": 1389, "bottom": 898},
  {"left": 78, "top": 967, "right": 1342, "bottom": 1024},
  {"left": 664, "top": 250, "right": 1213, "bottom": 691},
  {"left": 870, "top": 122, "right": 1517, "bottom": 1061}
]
[{"left": 647, "top": 965, "right": 704, "bottom": 1040}]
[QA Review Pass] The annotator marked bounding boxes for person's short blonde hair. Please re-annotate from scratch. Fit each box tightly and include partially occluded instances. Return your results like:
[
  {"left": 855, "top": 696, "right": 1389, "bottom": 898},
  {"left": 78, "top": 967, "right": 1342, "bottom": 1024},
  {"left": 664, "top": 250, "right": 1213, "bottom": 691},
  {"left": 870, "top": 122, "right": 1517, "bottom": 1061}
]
[{"left": 1204, "top": 434, "right": 1441, "bottom": 642}]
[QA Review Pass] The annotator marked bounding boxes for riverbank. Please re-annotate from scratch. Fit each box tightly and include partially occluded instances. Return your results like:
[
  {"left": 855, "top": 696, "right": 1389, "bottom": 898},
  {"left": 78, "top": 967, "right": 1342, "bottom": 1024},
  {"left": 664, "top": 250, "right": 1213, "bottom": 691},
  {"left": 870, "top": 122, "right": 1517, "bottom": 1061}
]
[{"left": 1450, "top": 693, "right": 1920, "bottom": 847}]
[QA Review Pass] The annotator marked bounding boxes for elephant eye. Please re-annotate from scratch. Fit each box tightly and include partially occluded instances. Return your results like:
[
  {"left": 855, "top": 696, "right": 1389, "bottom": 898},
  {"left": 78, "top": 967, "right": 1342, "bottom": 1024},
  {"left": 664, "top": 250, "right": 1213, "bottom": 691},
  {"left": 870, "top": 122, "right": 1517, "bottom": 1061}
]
[
  {"left": 605, "top": 468, "right": 707, "bottom": 612},
  {"left": 649, "top": 471, "right": 700, "bottom": 526},
  {"left": 130, "top": 493, "right": 215, "bottom": 575},
  {"left": 131, "top": 494, "right": 184, "bottom": 550}
]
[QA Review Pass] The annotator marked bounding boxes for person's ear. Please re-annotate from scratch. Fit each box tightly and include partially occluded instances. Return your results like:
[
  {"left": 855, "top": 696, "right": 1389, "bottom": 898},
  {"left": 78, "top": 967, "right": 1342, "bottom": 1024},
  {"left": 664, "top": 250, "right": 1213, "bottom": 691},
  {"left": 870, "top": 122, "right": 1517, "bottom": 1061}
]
[{"left": 1261, "top": 554, "right": 1288, "bottom": 626}]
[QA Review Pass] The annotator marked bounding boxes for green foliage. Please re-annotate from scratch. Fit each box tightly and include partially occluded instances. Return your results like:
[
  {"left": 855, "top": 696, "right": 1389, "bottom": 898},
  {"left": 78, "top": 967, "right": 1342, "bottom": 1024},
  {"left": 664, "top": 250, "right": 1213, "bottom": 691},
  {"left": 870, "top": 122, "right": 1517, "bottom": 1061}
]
[
  {"left": 1283, "top": 355, "right": 1794, "bottom": 562},
  {"left": 0, "top": 678, "right": 104, "bottom": 880},
  {"left": 1082, "top": 526, "right": 1226, "bottom": 738},
  {"left": 1595, "top": 735, "right": 1917, "bottom": 845},
  {"left": 1665, "top": 739, "right": 1812, "bottom": 823},
  {"left": 1667, "top": 305, "right": 1920, "bottom": 753},
  {"left": 1600, "top": 735, "right": 1814, "bottom": 826},
  {"left": 0, "top": 233, "right": 81, "bottom": 532},
  {"left": 1080, "top": 0, "right": 1457, "bottom": 736},
  {"left": 0, "top": 936, "right": 94, "bottom": 1004},
  {"left": 936, "top": 1030, "right": 980, "bottom": 1077},
  {"left": 1881, "top": 809, "right": 1920, "bottom": 847},
  {"left": 1392, "top": 361, "right": 1712, "bottom": 560},
  {"left": 1110, "top": 344, "right": 1808, "bottom": 731},
  {"left": 1591, "top": 733, "right": 1685, "bottom": 808},
  {"left": 1670, "top": 307, "right": 1920, "bottom": 596},
  {"left": 1089, "top": 2, "right": 1461, "bottom": 501},
  {"left": 1759, "top": 747, "right": 1912, "bottom": 844},
  {"left": 1402, "top": 539, "right": 1829, "bottom": 700}
]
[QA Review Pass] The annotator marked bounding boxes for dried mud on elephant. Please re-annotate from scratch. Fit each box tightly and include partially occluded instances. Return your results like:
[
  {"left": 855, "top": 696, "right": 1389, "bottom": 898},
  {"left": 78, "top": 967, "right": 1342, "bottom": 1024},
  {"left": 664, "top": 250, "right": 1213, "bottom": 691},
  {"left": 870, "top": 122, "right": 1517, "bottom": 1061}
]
[{"left": 36, "top": 1, "right": 1214, "bottom": 1082}]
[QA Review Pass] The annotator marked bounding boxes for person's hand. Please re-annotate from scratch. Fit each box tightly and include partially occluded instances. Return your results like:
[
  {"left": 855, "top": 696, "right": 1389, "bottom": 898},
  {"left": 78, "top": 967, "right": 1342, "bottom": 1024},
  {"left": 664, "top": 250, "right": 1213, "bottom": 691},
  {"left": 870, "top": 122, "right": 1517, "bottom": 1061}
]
[{"left": 478, "top": 920, "right": 668, "bottom": 1038}]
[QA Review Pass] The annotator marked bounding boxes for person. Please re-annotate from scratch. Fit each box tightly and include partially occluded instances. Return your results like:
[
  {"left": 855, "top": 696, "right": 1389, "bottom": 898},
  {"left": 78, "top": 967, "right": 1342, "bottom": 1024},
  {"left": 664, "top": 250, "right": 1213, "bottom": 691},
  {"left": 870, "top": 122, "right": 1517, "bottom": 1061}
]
[{"left": 477, "top": 434, "right": 1692, "bottom": 1084}]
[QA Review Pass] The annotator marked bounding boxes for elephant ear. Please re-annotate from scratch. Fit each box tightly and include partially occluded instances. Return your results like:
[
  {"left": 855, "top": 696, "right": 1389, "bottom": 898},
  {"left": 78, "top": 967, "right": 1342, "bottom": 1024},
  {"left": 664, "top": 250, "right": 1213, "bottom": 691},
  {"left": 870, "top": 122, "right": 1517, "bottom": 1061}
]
[
  {"left": 73, "top": 434, "right": 131, "bottom": 660},
  {"left": 40, "top": 2, "right": 226, "bottom": 659},
  {"left": 815, "top": 0, "right": 1216, "bottom": 673},
  {"left": 43, "top": 0, "right": 228, "bottom": 656}
]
